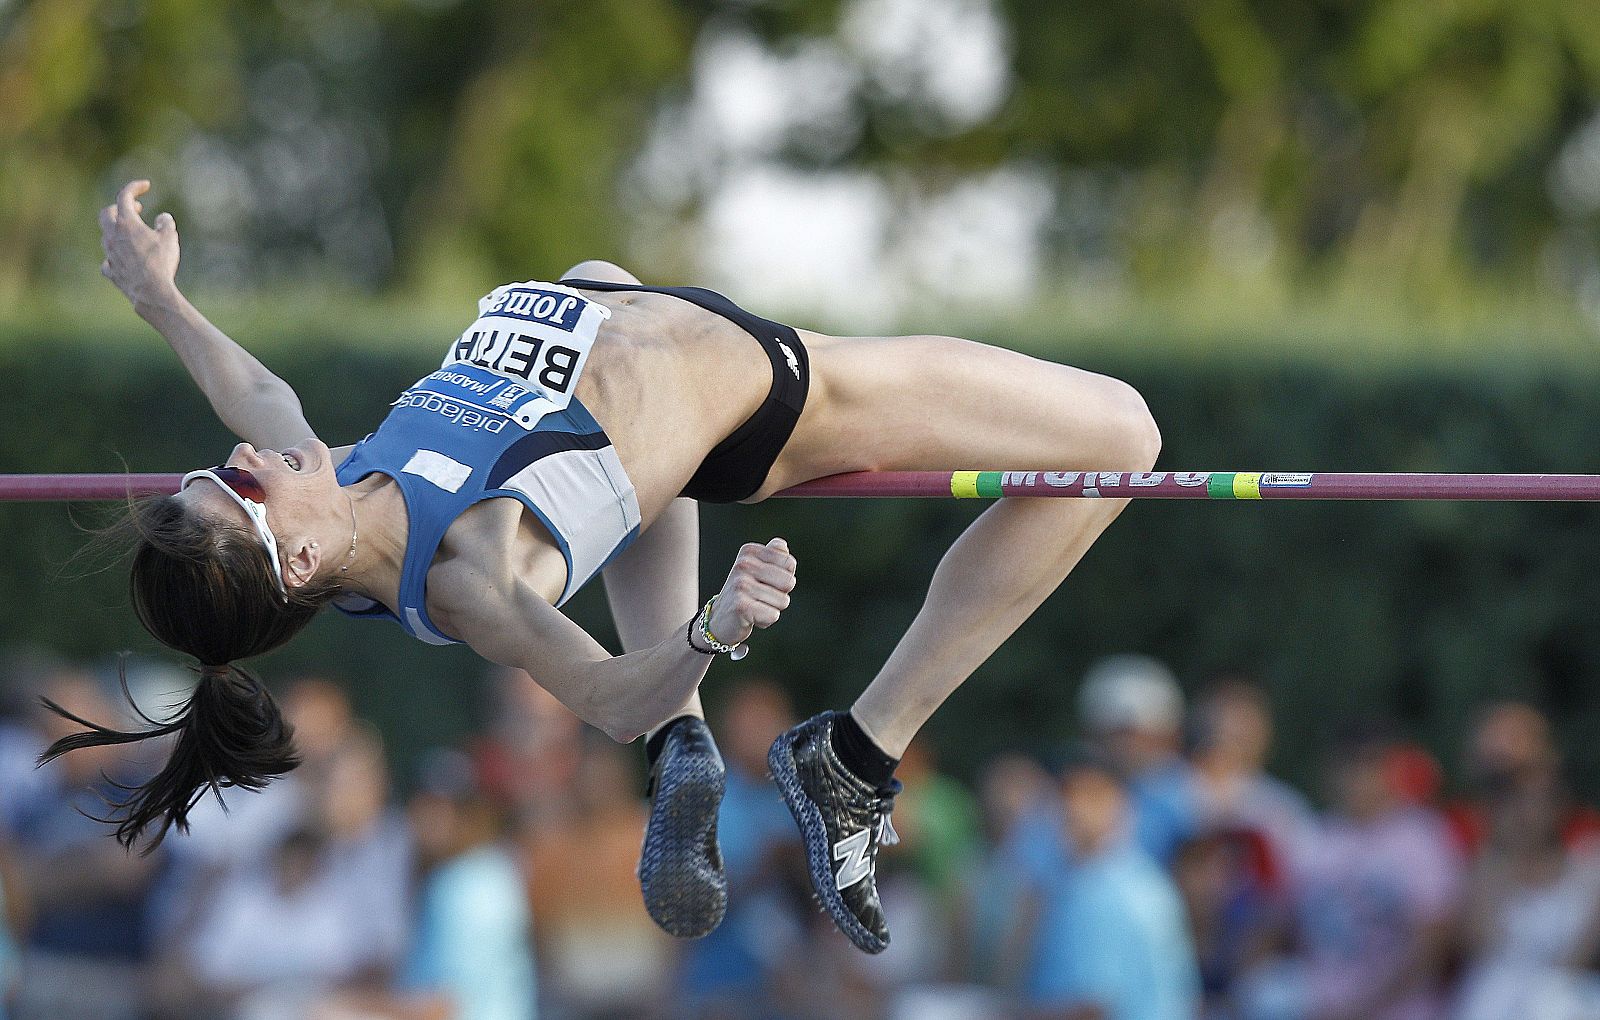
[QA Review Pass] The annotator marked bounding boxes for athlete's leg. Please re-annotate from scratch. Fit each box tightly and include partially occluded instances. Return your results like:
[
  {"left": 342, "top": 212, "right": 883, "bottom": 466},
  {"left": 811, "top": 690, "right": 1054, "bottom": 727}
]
[
  {"left": 765, "top": 333, "right": 1158, "bottom": 954},
  {"left": 568, "top": 260, "right": 709, "bottom": 728},
  {"left": 602, "top": 495, "right": 728, "bottom": 939},
  {"left": 774, "top": 333, "right": 1161, "bottom": 756},
  {"left": 578, "top": 243, "right": 727, "bottom": 939},
  {"left": 854, "top": 489, "right": 1141, "bottom": 755},
  {"left": 602, "top": 497, "right": 706, "bottom": 722}
]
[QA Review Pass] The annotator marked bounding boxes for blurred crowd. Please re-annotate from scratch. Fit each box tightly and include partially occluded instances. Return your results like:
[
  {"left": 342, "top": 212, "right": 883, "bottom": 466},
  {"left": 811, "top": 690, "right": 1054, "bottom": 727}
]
[{"left": 0, "top": 648, "right": 1599, "bottom": 1020}]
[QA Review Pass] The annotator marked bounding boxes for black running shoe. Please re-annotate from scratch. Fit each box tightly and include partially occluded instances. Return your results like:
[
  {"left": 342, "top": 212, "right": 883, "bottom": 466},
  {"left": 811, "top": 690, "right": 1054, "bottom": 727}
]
[
  {"left": 639, "top": 717, "right": 728, "bottom": 938},
  {"left": 768, "top": 711, "right": 901, "bottom": 954}
]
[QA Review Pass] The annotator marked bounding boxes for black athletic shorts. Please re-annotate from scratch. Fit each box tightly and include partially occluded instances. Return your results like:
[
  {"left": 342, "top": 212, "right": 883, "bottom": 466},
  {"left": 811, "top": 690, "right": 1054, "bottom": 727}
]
[{"left": 559, "top": 279, "right": 811, "bottom": 503}]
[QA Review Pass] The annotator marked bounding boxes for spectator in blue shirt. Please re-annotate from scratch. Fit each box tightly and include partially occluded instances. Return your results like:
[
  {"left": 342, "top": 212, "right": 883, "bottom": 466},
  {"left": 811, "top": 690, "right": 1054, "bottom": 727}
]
[
  {"left": 8, "top": 669, "right": 159, "bottom": 1020},
  {"left": 331, "top": 747, "right": 536, "bottom": 1020},
  {"left": 677, "top": 680, "right": 807, "bottom": 1015},
  {"left": 1021, "top": 744, "right": 1200, "bottom": 1020},
  {"left": 1078, "top": 654, "right": 1199, "bottom": 864},
  {"left": 0, "top": 841, "right": 18, "bottom": 1020},
  {"left": 403, "top": 748, "right": 536, "bottom": 1020}
]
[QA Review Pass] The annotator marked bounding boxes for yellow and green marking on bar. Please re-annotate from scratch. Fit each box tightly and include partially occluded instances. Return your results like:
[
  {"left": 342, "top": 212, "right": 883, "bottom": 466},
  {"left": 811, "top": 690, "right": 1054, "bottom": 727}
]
[
  {"left": 948, "top": 470, "right": 1268, "bottom": 499},
  {"left": 949, "top": 471, "right": 1001, "bottom": 498},
  {"left": 1214, "top": 472, "right": 1263, "bottom": 499}
]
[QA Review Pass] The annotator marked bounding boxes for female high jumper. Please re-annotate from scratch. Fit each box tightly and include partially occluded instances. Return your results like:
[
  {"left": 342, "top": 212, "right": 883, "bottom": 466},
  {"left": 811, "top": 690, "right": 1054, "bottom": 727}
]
[{"left": 49, "top": 180, "right": 1161, "bottom": 954}]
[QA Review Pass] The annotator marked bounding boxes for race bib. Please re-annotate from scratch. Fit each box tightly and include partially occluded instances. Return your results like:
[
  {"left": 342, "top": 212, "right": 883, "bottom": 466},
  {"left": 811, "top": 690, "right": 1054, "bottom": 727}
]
[{"left": 441, "top": 281, "right": 611, "bottom": 426}]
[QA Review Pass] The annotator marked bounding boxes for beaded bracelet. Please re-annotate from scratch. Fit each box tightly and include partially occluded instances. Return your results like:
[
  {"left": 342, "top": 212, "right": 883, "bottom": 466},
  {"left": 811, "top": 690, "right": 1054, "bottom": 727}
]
[
  {"left": 686, "top": 596, "right": 749, "bottom": 660},
  {"left": 685, "top": 615, "right": 716, "bottom": 655}
]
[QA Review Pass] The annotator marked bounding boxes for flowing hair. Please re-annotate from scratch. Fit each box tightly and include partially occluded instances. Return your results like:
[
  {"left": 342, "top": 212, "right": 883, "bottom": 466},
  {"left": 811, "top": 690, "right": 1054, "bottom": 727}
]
[{"left": 39, "top": 493, "right": 340, "bottom": 852}]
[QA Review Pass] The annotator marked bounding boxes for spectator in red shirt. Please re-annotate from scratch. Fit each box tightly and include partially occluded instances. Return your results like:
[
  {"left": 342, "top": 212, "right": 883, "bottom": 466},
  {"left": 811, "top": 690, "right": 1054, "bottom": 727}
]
[{"left": 1445, "top": 701, "right": 1600, "bottom": 858}]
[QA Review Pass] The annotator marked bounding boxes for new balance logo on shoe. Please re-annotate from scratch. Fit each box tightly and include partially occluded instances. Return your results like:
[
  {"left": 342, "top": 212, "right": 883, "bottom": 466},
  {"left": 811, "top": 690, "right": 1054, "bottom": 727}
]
[
  {"left": 833, "top": 827, "right": 873, "bottom": 890},
  {"left": 770, "top": 712, "right": 898, "bottom": 954}
]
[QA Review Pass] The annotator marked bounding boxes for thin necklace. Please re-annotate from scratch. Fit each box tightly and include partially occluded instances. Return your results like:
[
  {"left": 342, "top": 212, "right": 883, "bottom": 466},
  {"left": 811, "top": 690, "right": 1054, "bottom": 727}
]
[{"left": 340, "top": 492, "right": 358, "bottom": 573}]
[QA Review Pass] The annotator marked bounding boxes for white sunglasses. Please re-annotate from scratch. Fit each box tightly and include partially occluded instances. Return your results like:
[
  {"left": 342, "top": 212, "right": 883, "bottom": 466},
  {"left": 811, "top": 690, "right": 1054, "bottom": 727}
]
[{"left": 181, "top": 467, "right": 288, "bottom": 598}]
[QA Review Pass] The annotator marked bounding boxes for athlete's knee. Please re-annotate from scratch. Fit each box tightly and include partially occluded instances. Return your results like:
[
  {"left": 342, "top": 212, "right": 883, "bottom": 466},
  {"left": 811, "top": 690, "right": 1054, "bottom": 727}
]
[
  {"left": 561, "top": 259, "right": 640, "bottom": 285},
  {"left": 1104, "top": 378, "right": 1161, "bottom": 471}
]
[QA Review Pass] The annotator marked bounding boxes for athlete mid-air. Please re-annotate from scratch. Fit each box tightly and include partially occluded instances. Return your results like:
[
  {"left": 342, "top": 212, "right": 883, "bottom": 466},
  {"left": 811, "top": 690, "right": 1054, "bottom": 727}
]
[{"left": 46, "top": 180, "right": 1160, "bottom": 953}]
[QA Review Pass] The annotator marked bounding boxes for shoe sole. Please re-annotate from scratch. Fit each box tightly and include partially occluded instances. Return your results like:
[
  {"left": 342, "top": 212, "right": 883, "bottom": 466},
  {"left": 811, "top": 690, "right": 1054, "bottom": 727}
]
[
  {"left": 768, "top": 733, "right": 888, "bottom": 954},
  {"left": 639, "top": 747, "right": 728, "bottom": 938}
]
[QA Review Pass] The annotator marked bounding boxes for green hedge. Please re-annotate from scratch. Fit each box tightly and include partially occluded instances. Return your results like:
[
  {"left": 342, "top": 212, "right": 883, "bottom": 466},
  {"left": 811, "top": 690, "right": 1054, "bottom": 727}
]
[{"left": 5, "top": 329, "right": 1600, "bottom": 796}]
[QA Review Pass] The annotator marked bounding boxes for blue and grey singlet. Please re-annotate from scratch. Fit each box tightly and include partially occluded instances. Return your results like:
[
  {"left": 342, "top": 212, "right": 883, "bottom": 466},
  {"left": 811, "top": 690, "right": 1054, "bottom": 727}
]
[{"left": 333, "top": 281, "right": 641, "bottom": 645}]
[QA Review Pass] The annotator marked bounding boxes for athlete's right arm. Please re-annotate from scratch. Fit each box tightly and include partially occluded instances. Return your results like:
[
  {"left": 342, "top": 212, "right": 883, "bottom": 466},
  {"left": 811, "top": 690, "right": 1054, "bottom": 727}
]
[
  {"left": 437, "top": 539, "right": 797, "bottom": 743},
  {"left": 99, "top": 180, "right": 318, "bottom": 452}
]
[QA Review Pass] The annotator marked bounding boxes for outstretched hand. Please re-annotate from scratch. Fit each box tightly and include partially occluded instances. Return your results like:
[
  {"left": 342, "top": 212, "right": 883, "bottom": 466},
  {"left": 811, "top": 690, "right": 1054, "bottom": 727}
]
[
  {"left": 99, "top": 180, "right": 180, "bottom": 313},
  {"left": 707, "top": 538, "right": 797, "bottom": 646}
]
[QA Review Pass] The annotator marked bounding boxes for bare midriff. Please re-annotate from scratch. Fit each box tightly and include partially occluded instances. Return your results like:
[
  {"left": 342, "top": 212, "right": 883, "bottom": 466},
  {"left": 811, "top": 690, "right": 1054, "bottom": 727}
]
[{"left": 429, "top": 286, "right": 776, "bottom": 608}]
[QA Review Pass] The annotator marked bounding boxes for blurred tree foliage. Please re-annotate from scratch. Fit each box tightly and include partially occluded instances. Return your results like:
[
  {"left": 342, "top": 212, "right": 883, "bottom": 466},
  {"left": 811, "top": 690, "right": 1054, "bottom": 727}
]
[
  {"left": 0, "top": 0, "right": 701, "bottom": 299},
  {"left": 5, "top": 0, "right": 1600, "bottom": 310},
  {"left": 996, "top": 0, "right": 1600, "bottom": 300}
]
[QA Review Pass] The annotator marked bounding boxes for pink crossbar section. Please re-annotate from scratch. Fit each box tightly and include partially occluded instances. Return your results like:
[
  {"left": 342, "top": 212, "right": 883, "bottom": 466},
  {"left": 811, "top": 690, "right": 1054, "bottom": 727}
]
[
  {"left": 0, "top": 474, "right": 187, "bottom": 501},
  {"left": 779, "top": 471, "right": 1600, "bottom": 501},
  {"left": 4, "top": 471, "right": 1600, "bottom": 502}
]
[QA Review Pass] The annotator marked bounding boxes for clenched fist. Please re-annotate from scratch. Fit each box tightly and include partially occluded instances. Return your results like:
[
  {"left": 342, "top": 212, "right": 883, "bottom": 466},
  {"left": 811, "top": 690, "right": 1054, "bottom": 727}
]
[
  {"left": 98, "top": 180, "right": 180, "bottom": 313},
  {"left": 705, "top": 538, "right": 797, "bottom": 647}
]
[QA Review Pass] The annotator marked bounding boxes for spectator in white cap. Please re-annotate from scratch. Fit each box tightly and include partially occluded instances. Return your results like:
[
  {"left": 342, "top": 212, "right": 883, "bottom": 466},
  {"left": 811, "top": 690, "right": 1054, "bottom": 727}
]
[{"left": 1078, "top": 654, "right": 1198, "bottom": 864}]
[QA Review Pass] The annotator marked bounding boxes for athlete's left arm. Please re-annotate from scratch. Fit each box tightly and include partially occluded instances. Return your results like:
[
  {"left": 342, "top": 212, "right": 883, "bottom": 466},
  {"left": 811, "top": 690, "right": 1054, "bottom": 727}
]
[
  {"left": 602, "top": 497, "right": 700, "bottom": 652},
  {"left": 438, "top": 538, "right": 795, "bottom": 742},
  {"left": 99, "top": 180, "right": 320, "bottom": 452},
  {"left": 441, "top": 569, "right": 708, "bottom": 743}
]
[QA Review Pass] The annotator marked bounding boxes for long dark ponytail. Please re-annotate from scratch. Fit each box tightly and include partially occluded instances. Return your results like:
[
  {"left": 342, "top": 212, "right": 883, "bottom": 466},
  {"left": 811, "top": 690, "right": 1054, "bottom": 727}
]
[{"left": 40, "top": 493, "right": 341, "bottom": 852}]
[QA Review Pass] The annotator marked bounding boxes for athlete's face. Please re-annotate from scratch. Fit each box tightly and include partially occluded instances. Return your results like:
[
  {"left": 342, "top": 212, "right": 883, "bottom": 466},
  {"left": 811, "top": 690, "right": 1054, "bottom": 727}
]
[{"left": 176, "top": 439, "right": 345, "bottom": 588}]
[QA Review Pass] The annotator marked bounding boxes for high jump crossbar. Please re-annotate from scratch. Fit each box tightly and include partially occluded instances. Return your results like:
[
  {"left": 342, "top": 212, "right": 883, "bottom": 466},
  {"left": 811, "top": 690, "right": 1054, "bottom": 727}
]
[{"left": 3, "top": 471, "right": 1600, "bottom": 502}]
